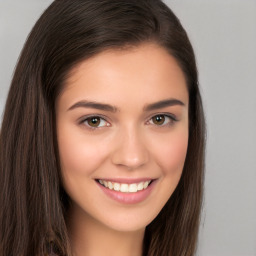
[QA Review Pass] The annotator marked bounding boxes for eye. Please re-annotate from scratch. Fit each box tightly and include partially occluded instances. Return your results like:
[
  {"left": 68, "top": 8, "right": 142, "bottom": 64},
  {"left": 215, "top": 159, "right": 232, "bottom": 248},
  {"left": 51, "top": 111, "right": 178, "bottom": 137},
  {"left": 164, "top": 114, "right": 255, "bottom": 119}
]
[
  {"left": 148, "top": 114, "right": 176, "bottom": 126},
  {"left": 82, "top": 116, "right": 110, "bottom": 129}
]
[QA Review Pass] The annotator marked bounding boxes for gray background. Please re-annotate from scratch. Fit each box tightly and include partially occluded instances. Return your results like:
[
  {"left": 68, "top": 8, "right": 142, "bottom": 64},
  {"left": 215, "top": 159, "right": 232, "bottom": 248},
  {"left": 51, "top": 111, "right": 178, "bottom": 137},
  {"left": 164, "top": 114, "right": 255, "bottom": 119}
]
[{"left": 0, "top": 1, "right": 255, "bottom": 256}]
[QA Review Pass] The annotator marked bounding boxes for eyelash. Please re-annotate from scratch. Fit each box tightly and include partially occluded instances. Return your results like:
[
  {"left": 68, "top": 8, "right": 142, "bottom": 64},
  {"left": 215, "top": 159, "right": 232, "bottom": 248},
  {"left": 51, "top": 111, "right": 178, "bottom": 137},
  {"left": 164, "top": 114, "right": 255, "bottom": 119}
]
[
  {"left": 80, "top": 115, "right": 110, "bottom": 130},
  {"left": 147, "top": 114, "right": 177, "bottom": 126},
  {"left": 79, "top": 113, "right": 178, "bottom": 130}
]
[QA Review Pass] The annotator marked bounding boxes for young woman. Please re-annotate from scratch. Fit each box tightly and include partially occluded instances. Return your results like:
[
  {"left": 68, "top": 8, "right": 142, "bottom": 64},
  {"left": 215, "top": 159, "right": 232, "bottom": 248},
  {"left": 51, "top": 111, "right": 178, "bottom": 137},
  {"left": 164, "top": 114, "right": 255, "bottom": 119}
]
[{"left": 0, "top": 1, "right": 205, "bottom": 255}]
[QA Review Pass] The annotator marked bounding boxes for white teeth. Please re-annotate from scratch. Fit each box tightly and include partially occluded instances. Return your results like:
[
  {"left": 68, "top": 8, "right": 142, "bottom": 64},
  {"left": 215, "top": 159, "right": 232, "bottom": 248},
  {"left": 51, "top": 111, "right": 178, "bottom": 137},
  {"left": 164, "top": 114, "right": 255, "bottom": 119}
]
[
  {"left": 137, "top": 182, "right": 144, "bottom": 191},
  {"left": 143, "top": 181, "right": 149, "bottom": 189},
  {"left": 114, "top": 183, "right": 120, "bottom": 191},
  {"left": 108, "top": 181, "right": 113, "bottom": 190},
  {"left": 129, "top": 184, "right": 138, "bottom": 193},
  {"left": 98, "top": 179, "right": 152, "bottom": 193},
  {"left": 120, "top": 184, "right": 129, "bottom": 192}
]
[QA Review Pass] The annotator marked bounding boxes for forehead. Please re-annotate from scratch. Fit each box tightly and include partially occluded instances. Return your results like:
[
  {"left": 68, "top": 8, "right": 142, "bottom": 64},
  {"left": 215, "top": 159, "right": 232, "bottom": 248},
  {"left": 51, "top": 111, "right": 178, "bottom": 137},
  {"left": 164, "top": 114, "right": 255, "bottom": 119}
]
[{"left": 60, "top": 43, "right": 188, "bottom": 108}]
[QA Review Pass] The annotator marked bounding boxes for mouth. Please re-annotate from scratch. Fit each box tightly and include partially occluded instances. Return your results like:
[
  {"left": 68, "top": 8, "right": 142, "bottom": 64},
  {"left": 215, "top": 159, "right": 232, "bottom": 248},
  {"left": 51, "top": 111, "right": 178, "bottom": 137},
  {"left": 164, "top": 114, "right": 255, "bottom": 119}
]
[{"left": 96, "top": 179, "right": 154, "bottom": 193}]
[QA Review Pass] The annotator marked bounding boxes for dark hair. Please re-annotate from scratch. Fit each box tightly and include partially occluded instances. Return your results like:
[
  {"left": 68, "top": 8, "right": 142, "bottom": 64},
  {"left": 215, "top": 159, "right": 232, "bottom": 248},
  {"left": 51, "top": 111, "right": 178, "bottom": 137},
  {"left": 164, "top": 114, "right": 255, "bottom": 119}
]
[{"left": 0, "top": 0, "right": 205, "bottom": 255}]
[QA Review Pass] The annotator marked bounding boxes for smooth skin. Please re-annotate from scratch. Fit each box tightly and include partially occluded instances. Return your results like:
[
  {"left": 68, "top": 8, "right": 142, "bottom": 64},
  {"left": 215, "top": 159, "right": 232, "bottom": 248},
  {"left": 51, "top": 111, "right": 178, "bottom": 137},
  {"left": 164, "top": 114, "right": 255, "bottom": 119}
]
[{"left": 56, "top": 43, "right": 189, "bottom": 256}]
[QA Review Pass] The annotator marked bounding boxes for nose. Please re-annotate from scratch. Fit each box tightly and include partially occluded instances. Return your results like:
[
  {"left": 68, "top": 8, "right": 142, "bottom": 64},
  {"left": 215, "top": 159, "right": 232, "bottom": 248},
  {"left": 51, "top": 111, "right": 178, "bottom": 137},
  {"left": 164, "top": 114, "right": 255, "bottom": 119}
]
[{"left": 111, "top": 127, "right": 149, "bottom": 170}]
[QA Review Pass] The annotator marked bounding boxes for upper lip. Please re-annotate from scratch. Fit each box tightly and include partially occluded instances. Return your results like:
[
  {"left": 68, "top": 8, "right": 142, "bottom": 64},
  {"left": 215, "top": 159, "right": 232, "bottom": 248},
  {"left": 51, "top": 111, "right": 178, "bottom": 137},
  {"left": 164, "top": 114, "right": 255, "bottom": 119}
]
[{"left": 96, "top": 178, "right": 156, "bottom": 184}]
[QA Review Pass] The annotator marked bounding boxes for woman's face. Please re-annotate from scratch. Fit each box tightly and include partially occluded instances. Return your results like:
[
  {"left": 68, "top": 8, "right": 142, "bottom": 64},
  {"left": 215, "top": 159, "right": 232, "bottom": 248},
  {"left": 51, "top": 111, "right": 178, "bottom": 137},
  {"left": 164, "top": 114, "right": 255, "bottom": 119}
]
[{"left": 56, "top": 43, "right": 189, "bottom": 232}]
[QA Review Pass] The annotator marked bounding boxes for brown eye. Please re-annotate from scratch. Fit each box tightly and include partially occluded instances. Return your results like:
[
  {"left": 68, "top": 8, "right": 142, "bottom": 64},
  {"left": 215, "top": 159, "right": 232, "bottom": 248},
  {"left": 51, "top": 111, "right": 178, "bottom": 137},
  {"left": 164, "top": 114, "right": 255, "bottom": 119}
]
[
  {"left": 149, "top": 114, "right": 177, "bottom": 127},
  {"left": 152, "top": 115, "right": 165, "bottom": 125},
  {"left": 87, "top": 117, "right": 101, "bottom": 127},
  {"left": 82, "top": 116, "right": 110, "bottom": 129}
]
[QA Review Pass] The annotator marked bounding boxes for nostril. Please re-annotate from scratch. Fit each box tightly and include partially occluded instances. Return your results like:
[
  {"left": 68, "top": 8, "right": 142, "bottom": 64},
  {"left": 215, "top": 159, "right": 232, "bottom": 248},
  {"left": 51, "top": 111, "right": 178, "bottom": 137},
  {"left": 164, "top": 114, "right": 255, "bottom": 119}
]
[{"left": 111, "top": 151, "right": 149, "bottom": 169}]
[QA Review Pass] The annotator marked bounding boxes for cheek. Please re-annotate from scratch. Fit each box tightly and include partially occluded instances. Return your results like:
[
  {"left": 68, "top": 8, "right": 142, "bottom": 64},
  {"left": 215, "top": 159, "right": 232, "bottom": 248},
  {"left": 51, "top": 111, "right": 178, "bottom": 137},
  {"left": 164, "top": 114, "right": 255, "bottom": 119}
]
[
  {"left": 57, "top": 125, "right": 109, "bottom": 178},
  {"left": 152, "top": 129, "right": 188, "bottom": 176}
]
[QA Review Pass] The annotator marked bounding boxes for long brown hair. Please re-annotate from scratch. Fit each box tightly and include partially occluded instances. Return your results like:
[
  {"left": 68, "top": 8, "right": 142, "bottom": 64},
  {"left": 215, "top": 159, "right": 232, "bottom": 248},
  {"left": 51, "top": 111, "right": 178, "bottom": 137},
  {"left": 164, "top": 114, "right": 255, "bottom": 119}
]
[{"left": 0, "top": 0, "right": 205, "bottom": 255}]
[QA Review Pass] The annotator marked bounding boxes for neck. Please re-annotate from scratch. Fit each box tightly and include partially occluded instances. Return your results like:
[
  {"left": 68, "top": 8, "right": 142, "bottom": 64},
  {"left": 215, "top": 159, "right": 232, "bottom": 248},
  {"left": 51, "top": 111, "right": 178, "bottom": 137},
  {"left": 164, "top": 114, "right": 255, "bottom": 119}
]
[{"left": 67, "top": 205, "right": 145, "bottom": 256}]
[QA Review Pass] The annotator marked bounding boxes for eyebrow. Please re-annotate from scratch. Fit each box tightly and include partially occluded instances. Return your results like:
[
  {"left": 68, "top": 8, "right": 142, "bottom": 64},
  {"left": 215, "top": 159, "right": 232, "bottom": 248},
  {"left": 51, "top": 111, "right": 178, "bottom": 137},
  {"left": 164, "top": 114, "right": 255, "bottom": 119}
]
[
  {"left": 68, "top": 101, "right": 118, "bottom": 112},
  {"left": 143, "top": 98, "right": 185, "bottom": 111},
  {"left": 68, "top": 98, "right": 185, "bottom": 112}
]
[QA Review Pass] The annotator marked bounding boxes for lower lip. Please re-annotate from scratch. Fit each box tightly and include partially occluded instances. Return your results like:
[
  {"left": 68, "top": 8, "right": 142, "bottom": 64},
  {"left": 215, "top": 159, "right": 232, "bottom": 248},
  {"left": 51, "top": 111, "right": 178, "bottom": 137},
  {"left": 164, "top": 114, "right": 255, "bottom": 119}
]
[{"left": 96, "top": 180, "right": 157, "bottom": 204}]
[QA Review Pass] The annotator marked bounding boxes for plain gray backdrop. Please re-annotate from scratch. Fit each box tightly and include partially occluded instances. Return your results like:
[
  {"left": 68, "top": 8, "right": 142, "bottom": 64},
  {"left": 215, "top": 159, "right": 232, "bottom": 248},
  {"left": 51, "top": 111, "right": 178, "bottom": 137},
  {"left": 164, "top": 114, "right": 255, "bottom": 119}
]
[{"left": 0, "top": 1, "right": 255, "bottom": 256}]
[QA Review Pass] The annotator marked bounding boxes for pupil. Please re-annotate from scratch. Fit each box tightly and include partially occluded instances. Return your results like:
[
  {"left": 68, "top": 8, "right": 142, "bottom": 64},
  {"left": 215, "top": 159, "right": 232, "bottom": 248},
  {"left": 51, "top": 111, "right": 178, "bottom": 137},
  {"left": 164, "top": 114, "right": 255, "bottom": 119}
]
[
  {"left": 154, "top": 115, "right": 165, "bottom": 125},
  {"left": 89, "top": 117, "right": 100, "bottom": 127}
]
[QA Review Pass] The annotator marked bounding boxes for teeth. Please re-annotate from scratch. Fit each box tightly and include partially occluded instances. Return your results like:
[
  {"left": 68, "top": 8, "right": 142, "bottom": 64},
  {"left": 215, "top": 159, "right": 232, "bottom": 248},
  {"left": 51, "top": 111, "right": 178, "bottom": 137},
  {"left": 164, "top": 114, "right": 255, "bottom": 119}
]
[
  {"left": 103, "top": 180, "right": 108, "bottom": 187},
  {"left": 108, "top": 181, "right": 113, "bottom": 190},
  {"left": 98, "top": 180, "right": 152, "bottom": 193},
  {"left": 114, "top": 183, "right": 120, "bottom": 191},
  {"left": 120, "top": 184, "right": 129, "bottom": 192},
  {"left": 129, "top": 184, "right": 137, "bottom": 192},
  {"left": 137, "top": 182, "right": 144, "bottom": 191},
  {"left": 143, "top": 181, "right": 149, "bottom": 189}
]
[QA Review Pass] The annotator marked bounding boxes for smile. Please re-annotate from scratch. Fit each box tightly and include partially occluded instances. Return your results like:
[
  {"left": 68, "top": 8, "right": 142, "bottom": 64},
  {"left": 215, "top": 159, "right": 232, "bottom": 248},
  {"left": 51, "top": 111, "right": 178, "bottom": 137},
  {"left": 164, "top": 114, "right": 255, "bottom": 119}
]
[
  {"left": 98, "top": 179, "right": 152, "bottom": 193},
  {"left": 96, "top": 178, "right": 157, "bottom": 204}
]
